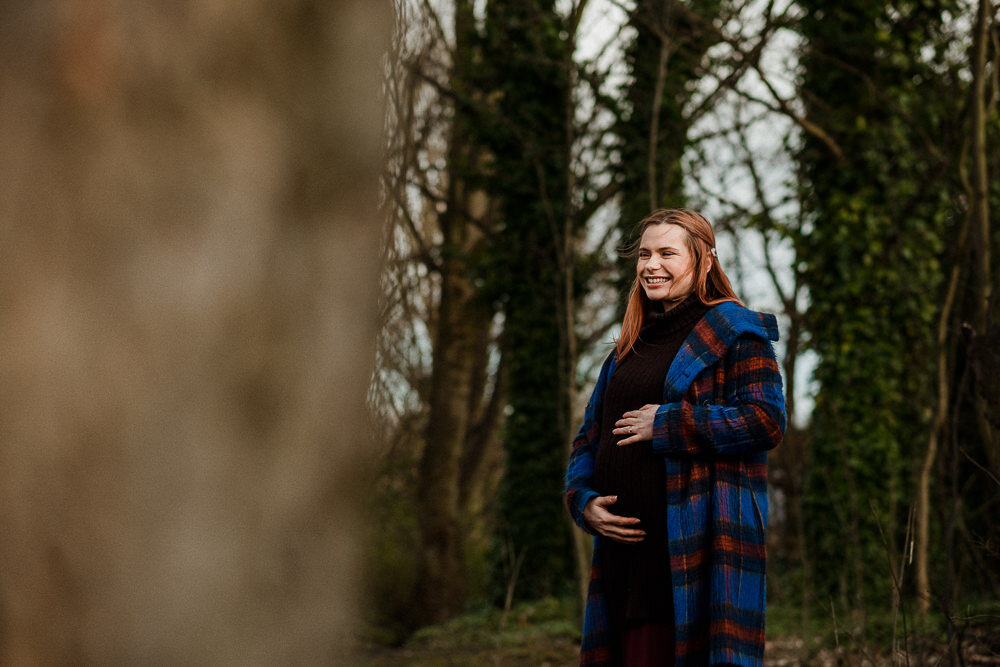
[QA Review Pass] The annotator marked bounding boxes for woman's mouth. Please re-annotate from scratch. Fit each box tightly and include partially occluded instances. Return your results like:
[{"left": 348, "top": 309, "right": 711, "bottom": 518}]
[{"left": 645, "top": 277, "right": 670, "bottom": 285}]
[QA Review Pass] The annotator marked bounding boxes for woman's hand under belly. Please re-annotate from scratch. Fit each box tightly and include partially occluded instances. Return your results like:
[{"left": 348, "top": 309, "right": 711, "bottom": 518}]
[{"left": 583, "top": 495, "right": 645, "bottom": 544}]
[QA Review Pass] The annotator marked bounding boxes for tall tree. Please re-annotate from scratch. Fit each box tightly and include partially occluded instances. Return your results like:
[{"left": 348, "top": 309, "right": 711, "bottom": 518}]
[
  {"left": 410, "top": 0, "right": 497, "bottom": 623},
  {"left": 928, "top": 0, "right": 1000, "bottom": 626},
  {"left": 615, "top": 0, "right": 722, "bottom": 295},
  {"left": 481, "top": 0, "right": 579, "bottom": 599},
  {"left": 914, "top": 0, "right": 998, "bottom": 614},
  {"left": 377, "top": 0, "right": 617, "bottom": 622},
  {"left": 795, "top": 0, "right": 959, "bottom": 620},
  {"left": 379, "top": 0, "right": 506, "bottom": 625}
]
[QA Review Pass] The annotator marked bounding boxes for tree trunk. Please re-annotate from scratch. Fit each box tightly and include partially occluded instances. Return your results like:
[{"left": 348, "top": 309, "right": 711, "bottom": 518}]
[
  {"left": 970, "top": 0, "right": 993, "bottom": 333},
  {"left": 0, "top": 1, "right": 389, "bottom": 662},
  {"left": 415, "top": 248, "right": 483, "bottom": 621},
  {"left": 916, "top": 213, "right": 967, "bottom": 615},
  {"left": 412, "top": 0, "right": 497, "bottom": 622},
  {"left": 969, "top": 0, "right": 998, "bottom": 471},
  {"left": 615, "top": 0, "right": 722, "bottom": 302},
  {"left": 484, "top": 0, "right": 577, "bottom": 599},
  {"left": 778, "top": 307, "right": 812, "bottom": 630},
  {"left": 459, "top": 344, "right": 506, "bottom": 580}
]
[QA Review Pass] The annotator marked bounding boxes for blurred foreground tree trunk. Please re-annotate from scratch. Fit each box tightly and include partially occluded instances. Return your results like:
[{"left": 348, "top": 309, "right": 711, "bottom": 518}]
[{"left": 0, "top": 1, "right": 389, "bottom": 662}]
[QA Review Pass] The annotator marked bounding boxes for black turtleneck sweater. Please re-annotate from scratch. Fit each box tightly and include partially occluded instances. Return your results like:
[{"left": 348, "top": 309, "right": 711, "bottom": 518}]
[{"left": 593, "top": 294, "right": 709, "bottom": 631}]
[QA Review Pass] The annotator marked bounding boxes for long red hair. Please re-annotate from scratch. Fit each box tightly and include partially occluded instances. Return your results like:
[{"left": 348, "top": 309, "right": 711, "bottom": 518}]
[{"left": 615, "top": 209, "right": 743, "bottom": 361}]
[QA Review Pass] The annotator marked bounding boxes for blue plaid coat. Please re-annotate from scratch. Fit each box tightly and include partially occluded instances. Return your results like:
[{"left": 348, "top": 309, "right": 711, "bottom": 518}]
[{"left": 565, "top": 302, "right": 785, "bottom": 666}]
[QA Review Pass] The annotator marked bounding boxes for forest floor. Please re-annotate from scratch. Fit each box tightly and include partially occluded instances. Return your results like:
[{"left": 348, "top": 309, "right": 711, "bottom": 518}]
[
  {"left": 352, "top": 598, "right": 1000, "bottom": 666},
  {"left": 355, "top": 634, "right": 1000, "bottom": 666}
]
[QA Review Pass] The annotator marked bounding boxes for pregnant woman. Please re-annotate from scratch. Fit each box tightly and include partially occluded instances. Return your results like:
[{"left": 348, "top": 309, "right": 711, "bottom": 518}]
[{"left": 565, "top": 209, "right": 786, "bottom": 666}]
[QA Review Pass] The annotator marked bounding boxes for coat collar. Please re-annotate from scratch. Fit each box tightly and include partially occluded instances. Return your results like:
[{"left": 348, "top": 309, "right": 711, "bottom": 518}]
[{"left": 662, "top": 301, "right": 779, "bottom": 402}]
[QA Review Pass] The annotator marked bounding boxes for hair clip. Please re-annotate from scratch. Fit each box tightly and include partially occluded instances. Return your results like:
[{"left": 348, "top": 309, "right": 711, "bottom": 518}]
[{"left": 710, "top": 247, "right": 718, "bottom": 258}]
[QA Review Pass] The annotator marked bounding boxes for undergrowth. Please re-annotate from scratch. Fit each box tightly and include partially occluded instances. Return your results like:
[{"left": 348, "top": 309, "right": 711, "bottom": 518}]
[{"left": 355, "top": 596, "right": 1000, "bottom": 665}]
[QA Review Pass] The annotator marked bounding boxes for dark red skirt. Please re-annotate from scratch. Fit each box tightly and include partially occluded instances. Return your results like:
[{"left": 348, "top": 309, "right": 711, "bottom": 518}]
[{"left": 621, "top": 620, "right": 675, "bottom": 666}]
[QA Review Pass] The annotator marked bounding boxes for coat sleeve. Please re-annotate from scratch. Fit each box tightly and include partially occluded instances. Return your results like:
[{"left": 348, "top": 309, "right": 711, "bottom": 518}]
[
  {"left": 564, "top": 353, "right": 615, "bottom": 534},
  {"left": 651, "top": 334, "right": 785, "bottom": 458}
]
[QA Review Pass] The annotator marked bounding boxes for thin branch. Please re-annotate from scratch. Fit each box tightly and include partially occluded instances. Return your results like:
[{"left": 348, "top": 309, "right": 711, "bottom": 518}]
[
  {"left": 419, "top": 0, "right": 453, "bottom": 57},
  {"left": 648, "top": 38, "right": 672, "bottom": 207},
  {"left": 578, "top": 179, "right": 622, "bottom": 223},
  {"left": 579, "top": 315, "right": 621, "bottom": 352},
  {"left": 567, "top": 0, "right": 592, "bottom": 36},
  {"left": 961, "top": 447, "right": 1000, "bottom": 488},
  {"left": 389, "top": 186, "right": 439, "bottom": 270}
]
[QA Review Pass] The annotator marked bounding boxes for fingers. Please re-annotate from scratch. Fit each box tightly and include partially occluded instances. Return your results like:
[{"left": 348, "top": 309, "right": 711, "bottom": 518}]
[
  {"left": 597, "top": 519, "right": 645, "bottom": 542},
  {"left": 611, "top": 419, "right": 638, "bottom": 437},
  {"left": 587, "top": 496, "right": 645, "bottom": 542},
  {"left": 589, "top": 498, "right": 641, "bottom": 525},
  {"left": 616, "top": 535, "right": 645, "bottom": 544},
  {"left": 613, "top": 405, "right": 661, "bottom": 444},
  {"left": 593, "top": 497, "right": 640, "bottom": 524},
  {"left": 601, "top": 512, "right": 641, "bottom": 526},
  {"left": 621, "top": 405, "right": 657, "bottom": 419},
  {"left": 600, "top": 522, "right": 645, "bottom": 542},
  {"left": 608, "top": 532, "right": 645, "bottom": 544},
  {"left": 612, "top": 419, "right": 646, "bottom": 444}
]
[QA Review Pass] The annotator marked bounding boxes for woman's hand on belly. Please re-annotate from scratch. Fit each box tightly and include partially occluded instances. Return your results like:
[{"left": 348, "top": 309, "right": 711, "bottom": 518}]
[
  {"left": 613, "top": 403, "right": 659, "bottom": 446},
  {"left": 583, "top": 495, "right": 645, "bottom": 543}
]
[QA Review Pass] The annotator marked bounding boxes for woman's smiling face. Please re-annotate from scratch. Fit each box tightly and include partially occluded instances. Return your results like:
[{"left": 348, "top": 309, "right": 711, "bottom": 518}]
[{"left": 637, "top": 223, "right": 697, "bottom": 309}]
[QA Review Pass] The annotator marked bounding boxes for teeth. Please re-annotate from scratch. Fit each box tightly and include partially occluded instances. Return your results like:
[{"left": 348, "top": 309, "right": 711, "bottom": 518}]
[{"left": 646, "top": 277, "right": 669, "bottom": 284}]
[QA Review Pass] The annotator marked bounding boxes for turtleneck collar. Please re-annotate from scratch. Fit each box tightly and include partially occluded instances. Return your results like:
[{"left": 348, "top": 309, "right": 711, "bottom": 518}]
[{"left": 641, "top": 294, "right": 708, "bottom": 341}]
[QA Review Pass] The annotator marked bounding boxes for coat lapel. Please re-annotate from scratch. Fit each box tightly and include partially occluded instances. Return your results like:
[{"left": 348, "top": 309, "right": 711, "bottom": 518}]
[{"left": 662, "top": 301, "right": 779, "bottom": 402}]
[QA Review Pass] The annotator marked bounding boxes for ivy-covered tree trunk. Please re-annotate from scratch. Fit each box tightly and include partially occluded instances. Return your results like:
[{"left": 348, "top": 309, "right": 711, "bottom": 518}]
[
  {"left": 795, "top": 0, "right": 955, "bottom": 620},
  {"left": 615, "top": 0, "right": 721, "bottom": 293},
  {"left": 482, "top": 0, "right": 577, "bottom": 600}
]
